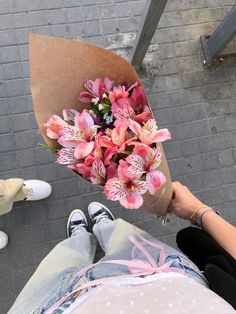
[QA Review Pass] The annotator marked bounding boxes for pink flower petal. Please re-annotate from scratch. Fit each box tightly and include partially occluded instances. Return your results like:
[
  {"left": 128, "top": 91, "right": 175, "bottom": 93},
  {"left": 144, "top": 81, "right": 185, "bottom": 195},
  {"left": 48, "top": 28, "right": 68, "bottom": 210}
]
[
  {"left": 58, "top": 126, "right": 83, "bottom": 147},
  {"left": 104, "top": 178, "right": 128, "bottom": 201},
  {"left": 106, "top": 161, "right": 118, "bottom": 179},
  {"left": 104, "top": 146, "right": 118, "bottom": 165},
  {"left": 126, "top": 154, "right": 145, "bottom": 176},
  {"left": 118, "top": 160, "right": 135, "bottom": 182},
  {"left": 152, "top": 128, "right": 171, "bottom": 143},
  {"left": 114, "top": 118, "right": 129, "bottom": 130},
  {"left": 93, "top": 78, "right": 103, "bottom": 97},
  {"left": 111, "top": 98, "right": 135, "bottom": 120},
  {"left": 103, "top": 77, "right": 114, "bottom": 91},
  {"left": 146, "top": 170, "right": 166, "bottom": 195},
  {"left": 120, "top": 191, "right": 144, "bottom": 209},
  {"left": 134, "top": 111, "right": 152, "bottom": 124},
  {"left": 136, "top": 181, "right": 149, "bottom": 195},
  {"left": 84, "top": 155, "right": 95, "bottom": 166},
  {"left": 74, "top": 141, "right": 94, "bottom": 159},
  {"left": 45, "top": 114, "right": 67, "bottom": 139},
  {"left": 133, "top": 143, "right": 153, "bottom": 160},
  {"left": 78, "top": 91, "right": 94, "bottom": 103},
  {"left": 84, "top": 79, "right": 95, "bottom": 94},
  {"left": 111, "top": 127, "right": 126, "bottom": 146},
  {"left": 74, "top": 110, "right": 94, "bottom": 130},
  {"left": 73, "top": 163, "right": 92, "bottom": 178},
  {"left": 62, "top": 109, "right": 79, "bottom": 122},
  {"left": 91, "top": 158, "right": 106, "bottom": 185},
  {"left": 128, "top": 120, "right": 141, "bottom": 135},
  {"left": 130, "top": 85, "right": 148, "bottom": 109},
  {"left": 138, "top": 129, "right": 152, "bottom": 145},
  {"left": 46, "top": 128, "right": 60, "bottom": 140},
  {"left": 99, "top": 135, "right": 115, "bottom": 148},
  {"left": 56, "top": 148, "right": 77, "bottom": 165}
]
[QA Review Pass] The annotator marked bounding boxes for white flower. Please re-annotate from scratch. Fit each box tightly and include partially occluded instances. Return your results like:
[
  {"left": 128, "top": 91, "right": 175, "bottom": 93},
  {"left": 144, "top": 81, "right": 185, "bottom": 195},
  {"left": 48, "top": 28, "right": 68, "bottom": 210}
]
[
  {"left": 102, "top": 93, "right": 107, "bottom": 98},
  {"left": 92, "top": 97, "right": 100, "bottom": 104},
  {"left": 98, "top": 103, "right": 104, "bottom": 111},
  {"left": 106, "top": 115, "right": 113, "bottom": 124}
]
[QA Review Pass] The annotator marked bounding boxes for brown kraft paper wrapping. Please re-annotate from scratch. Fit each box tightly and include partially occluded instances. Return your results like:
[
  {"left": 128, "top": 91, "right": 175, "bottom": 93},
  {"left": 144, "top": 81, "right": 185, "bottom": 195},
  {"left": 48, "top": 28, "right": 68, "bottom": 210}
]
[{"left": 29, "top": 33, "right": 173, "bottom": 216}]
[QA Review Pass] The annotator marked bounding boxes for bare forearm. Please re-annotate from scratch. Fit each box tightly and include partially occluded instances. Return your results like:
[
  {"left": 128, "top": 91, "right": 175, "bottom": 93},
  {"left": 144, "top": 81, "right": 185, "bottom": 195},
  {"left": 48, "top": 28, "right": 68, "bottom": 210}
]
[
  {"left": 198, "top": 210, "right": 236, "bottom": 260},
  {"left": 169, "top": 182, "right": 236, "bottom": 260}
]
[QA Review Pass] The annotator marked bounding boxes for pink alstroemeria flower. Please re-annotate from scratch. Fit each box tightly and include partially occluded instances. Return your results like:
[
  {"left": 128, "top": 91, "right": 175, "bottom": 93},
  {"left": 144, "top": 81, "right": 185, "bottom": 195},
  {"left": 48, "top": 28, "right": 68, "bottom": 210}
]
[
  {"left": 111, "top": 85, "right": 152, "bottom": 126},
  {"left": 56, "top": 148, "right": 78, "bottom": 165},
  {"left": 126, "top": 144, "right": 162, "bottom": 176},
  {"left": 129, "top": 119, "right": 171, "bottom": 145},
  {"left": 126, "top": 144, "right": 166, "bottom": 195},
  {"left": 104, "top": 160, "right": 148, "bottom": 209},
  {"left": 58, "top": 110, "right": 99, "bottom": 159},
  {"left": 45, "top": 115, "right": 67, "bottom": 139},
  {"left": 109, "top": 86, "right": 129, "bottom": 103},
  {"left": 99, "top": 126, "right": 136, "bottom": 165},
  {"left": 111, "top": 98, "right": 136, "bottom": 120},
  {"left": 79, "top": 77, "right": 114, "bottom": 103},
  {"left": 90, "top": 158, "right": 106, "bottom": 185}
]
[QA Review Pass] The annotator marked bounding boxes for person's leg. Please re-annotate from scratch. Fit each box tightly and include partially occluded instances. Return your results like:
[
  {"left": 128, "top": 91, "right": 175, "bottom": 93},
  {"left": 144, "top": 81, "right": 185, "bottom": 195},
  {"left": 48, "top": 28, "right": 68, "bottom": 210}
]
[
  {"left": 205, "top": 263, "right": 236, "bottom": 309},
  {"left": 8, "top": 210, "right": 97, "bottom": 314},
  {"left": 176, "top": 227, "right": 236, "bottom": 270},
  {"left": 88, "top": 202, "right": 207, "bottom": 286},
  {"left": 0, "top": 178, "right": 24, "bottom": 215}
]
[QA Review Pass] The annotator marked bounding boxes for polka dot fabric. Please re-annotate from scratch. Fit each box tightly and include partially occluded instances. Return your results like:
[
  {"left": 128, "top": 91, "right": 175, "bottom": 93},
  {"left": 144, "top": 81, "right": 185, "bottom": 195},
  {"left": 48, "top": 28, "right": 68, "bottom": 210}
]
[{"left": 64, "top": 273, "right": 235, "bottom": 314}]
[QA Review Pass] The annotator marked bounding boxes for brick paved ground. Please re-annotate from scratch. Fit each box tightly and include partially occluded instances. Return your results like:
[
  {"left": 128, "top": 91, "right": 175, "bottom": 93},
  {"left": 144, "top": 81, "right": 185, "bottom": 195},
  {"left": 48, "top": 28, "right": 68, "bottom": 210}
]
[{"left": 0, "top": 0, "right": 236, "bottom": 312}]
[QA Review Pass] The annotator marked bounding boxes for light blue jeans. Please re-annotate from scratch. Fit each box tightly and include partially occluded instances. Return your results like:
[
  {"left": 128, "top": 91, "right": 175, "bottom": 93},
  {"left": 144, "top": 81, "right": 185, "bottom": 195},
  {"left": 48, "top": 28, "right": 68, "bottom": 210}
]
[{"left": 8, "top": 218, "right": 207, "bottom": 314}]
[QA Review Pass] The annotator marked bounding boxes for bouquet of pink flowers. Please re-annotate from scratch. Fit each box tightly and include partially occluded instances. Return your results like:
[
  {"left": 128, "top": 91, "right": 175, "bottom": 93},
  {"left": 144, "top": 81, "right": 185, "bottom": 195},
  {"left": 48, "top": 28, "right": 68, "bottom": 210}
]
[{"left": 45, "top": 77, "right": 171, "bottom": 209}]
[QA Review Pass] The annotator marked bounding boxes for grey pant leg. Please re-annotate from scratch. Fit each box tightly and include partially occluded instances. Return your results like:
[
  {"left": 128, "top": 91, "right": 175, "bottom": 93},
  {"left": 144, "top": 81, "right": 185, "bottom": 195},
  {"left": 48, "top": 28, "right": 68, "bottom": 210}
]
[{"left": 93, "top": 218, "right": 146, "bottom": 257}]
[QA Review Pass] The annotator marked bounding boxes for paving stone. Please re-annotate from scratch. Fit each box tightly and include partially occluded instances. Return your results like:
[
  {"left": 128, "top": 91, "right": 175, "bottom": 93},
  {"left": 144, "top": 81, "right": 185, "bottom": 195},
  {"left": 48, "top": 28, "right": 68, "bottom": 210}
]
[
  {"left": 163, "top": 141, "right": 182, "bottom": 160},
  {"left": 82, "top": 5, "right": 99, "bottom": 21},
  {"left": 218, "top": 149, "right": 234, "bottom": 167},
  {"left": 13, "top": 12, "right": 30, "bottom": 28},
  {"left": 65, "top": 7, "right": 83, "bottom": 22},
  {"left": 99, "top": 4, "right": 116, "bottom": 19},
  {"left": 47, "top": 9, "right": 67, "bottom": 24},
  {"left": 0, "top": 30, "right": 17, "bottom": 46},
  {"left": 0, "top": 0, "right": 10, "bottom": 14},
  {"left": 0, "top": 46, "right": 19, "bottom": 63},
  {"left": 201, "top": 152, "right": 220, "bottom": 170},
  {"left": 0, "top": 151, "right": 17, "bottom": 171},
  {"left": 222, "top": 166, "right": 236, "bottom": 184},
  {"left": 180, "top": 138, "right": 200, "bottom": 157},
  {"left": 186, "top": 173, "right": 206, "bottom": 192},
  {"left": 1, "top": 1, "right": 236, "bottom": 313},
  {"left": 0, "top": 99, "right": 8, "bottom": 115}
]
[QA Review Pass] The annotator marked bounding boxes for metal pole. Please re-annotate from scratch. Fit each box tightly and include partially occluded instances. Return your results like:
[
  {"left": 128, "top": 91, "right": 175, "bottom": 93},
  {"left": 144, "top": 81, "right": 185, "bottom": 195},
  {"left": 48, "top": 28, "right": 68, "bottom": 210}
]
[
  {"left": 200, "top": 5, "right": 236, "bottom": 66},
  {"left": 130, "top": 0, "right": 168, "bottom": 69}
]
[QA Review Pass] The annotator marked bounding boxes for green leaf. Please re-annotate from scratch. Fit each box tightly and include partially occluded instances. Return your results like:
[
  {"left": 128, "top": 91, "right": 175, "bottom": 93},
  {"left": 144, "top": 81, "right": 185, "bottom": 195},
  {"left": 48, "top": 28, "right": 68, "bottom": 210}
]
[
  {"left": 39, "top": 143, "right": 61, "bottom": 153},
  {"left": 117, "top": 150, "right": 132, "bottom": 155}
]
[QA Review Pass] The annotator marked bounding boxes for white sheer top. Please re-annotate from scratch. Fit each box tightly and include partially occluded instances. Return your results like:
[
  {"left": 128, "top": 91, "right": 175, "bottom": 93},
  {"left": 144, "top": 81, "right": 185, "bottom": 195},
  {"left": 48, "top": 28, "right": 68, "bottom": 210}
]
[{"left": 64, "top": 272, "right": 235, "bottom": 314}]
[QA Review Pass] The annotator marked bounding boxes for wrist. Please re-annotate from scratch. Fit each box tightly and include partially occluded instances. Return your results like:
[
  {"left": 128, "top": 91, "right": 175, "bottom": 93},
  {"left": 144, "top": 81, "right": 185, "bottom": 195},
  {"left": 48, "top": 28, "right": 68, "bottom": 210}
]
[{"left": 189, "top": 205, "right": 212, "bottom": 225}]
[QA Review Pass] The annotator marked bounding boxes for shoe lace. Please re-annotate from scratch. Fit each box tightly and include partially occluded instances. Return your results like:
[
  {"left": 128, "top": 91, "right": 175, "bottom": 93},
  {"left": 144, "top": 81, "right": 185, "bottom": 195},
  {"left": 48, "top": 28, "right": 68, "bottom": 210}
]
[
  {"left": 23, "top": 186, "right": 34, "bottom": 198},
  {"left": 71, "top": 223, "right": 86, "bottom": 235},
  {"left": 93, "top": 211, "right": 109, "bottom": 224}
]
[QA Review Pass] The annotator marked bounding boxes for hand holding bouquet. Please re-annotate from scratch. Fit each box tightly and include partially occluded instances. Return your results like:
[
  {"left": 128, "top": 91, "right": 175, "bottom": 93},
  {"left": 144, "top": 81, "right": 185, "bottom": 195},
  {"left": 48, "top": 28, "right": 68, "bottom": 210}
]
[{"left": 45, "top": 77, "right": 171, "bottom": 209}]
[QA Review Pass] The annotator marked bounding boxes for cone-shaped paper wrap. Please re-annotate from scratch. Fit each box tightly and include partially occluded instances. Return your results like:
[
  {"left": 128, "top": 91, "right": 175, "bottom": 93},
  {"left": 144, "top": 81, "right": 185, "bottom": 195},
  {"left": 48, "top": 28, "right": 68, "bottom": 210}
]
[{"left": 29, "top": 33, "right": 173, "bottom": 216}]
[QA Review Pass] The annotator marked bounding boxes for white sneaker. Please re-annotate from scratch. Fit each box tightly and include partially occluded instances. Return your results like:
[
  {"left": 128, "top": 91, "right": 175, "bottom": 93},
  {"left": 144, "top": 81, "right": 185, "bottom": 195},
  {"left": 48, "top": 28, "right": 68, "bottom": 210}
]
[
  {"left": 0, "top": 231, "right": 8, "bottom": 249},
  {"left": 23, "top": 180, "right": 52, "bottom": 201}
]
